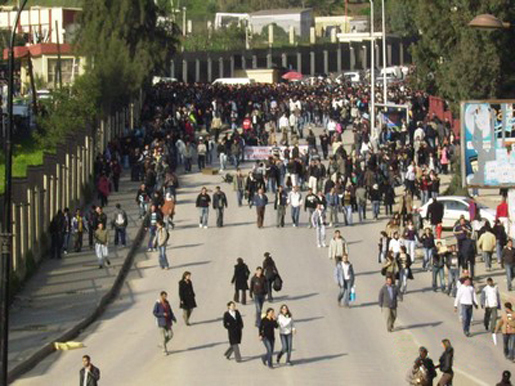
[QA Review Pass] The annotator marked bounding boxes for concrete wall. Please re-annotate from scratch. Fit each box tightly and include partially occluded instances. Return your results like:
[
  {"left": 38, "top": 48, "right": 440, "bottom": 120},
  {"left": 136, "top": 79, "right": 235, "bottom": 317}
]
[
  {"left": 0, "top": 98, "right": 142, "bottom": 286},
  {"left": 172, "top": 37, "right": 412, "bottom": 83}
]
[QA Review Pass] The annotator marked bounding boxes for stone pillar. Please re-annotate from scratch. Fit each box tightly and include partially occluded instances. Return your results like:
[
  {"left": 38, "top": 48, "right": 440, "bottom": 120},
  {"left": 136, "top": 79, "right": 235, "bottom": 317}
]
[
  {"left": 219, "top": 57, "right": 224, "bottom": 78},
  {"left": 400, "top": 43, "right": 404, "bottom": 66},
  {"left": 252, "top": 55, "right": 257, "bottom": 69},
  {"left": 350, "top": 46, "right": 355, "bottom": 71},
  {"left": 337, "top": 46, "right": 342, "bottom": 73},
  {"left": 266, "top": 52, "right": 272, "bottom": 68},
  {"left": 323, "top": 50, "right": 329, "bottom": 74},
  {"left": 230, "top": 56, "right": 235, "bottom": 77},
  {"left": 242, "top": 55, "right": 246, "bottom": 70},
  {"left": 296, "top": 52, "right": 302, "bottom": 73},
  {"left": 195, "top": 59, "right": 200, "bottom": 82},
  {"left": 182, "top": 59, "right": 188, "bottom": 83},
  {"left": 387, "top": 44, "right": 392, "bottom": 66},
  {"left": 362, "top": 45, "right": 367, "bottom": 70},
  {"left": 281, "top": 53, "right": 287, "bottom": 68},
  {"left": 170, "top": 60, "right": 175, "bottom": 78},
  {"left": 310, "top": 51, "right": 315, "bottom": 76},
  {"left": 207, "top": 57, "right": 212, "bottom": 82}
]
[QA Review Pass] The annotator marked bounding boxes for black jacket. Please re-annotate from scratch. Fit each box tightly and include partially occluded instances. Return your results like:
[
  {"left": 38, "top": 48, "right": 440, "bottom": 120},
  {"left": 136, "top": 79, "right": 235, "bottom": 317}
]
[
  {"left": 179, "top": 279, "right": 197, "bottom": 310},
  {"left": 378, "top": 284, "right": 401, "bottom": 309},
  {"left": 438, "top": 347, "right": 454, "bottom": 374},
  {"left": 427, "top": 200, "right": 444, "bottom": 225},
  {"left": 259, "top": 317, "right": 278, "bottom": 341},
  {"left": 249, "top": 275, "right": 268, "bottom": 297},
  {"left": 79, "top": 365, "right": 100, "bottom": 386},
  {"left": 223, "top": 310, "right": 244, "bottom": 345},
  {"left": 212, "top": 191, "right": 228, "bottom": 209},
  {"left": 232, "top": 263, "right": 250, "bottom": 290},
  {"left": 196, "top": 193, "right": 211, "bottom": 208}
]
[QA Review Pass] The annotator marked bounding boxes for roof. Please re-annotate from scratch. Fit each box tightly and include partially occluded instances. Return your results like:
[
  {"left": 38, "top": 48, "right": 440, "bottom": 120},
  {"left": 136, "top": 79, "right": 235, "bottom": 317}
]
[
  {"left": 250, "top": 8, "right": 312, "bottom": 17},
  {"left": 3, "top": 43, "right": 74, "bottom": 60}
]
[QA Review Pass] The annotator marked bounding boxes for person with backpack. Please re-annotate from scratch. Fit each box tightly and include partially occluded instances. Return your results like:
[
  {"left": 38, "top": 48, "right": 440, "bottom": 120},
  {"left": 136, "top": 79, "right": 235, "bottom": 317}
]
[
  {"left": 112, "top": 203, "right": 128, "bottom": 247},
  {"left": 231, "top": 258, "right": 250, "bottom": 305},
  {"left": 156, "top": 220, "right": 170, "bottom": 270},
  {"left": 263, "top": 252, "right": 279, "bottom": 302},
  {"left": 94, "top": 222, "right": 111, "bottom": 269},
  {"left": 334, "top": 254, "right": 355, "bottom": 308},
  {"left": 495, "top": 302, "right": 515, "bottom": 361}
]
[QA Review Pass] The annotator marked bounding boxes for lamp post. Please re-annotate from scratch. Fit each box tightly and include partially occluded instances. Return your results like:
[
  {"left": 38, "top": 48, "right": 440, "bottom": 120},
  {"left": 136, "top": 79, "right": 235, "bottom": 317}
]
[
  {"left": 469, "top": 14, "right": 510, "bottom": 30},
  {"left": 370, "top": 0, "right": 376, "bottom": 139},
  {"left": 1, "top": 3, "right": 29, "bottom": 384},
  {"left": 182, "top": 6, "right": 186, "bottom": 36},
  {"left": 381, "top": 0, "right": 387, "bottom": 104}
]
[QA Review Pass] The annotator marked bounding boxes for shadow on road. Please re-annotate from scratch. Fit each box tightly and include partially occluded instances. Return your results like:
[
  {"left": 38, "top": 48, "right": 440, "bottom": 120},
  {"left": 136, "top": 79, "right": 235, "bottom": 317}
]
[
  {"left": 170, "top": 260, "right": 212, "bottom": 270},
  {"left": 173, "top": 243, "right": 204, "bottom": 249},
  {"left": 274, "top": 292, "right": 319, "bottom": 302},
  {"left": 295, "top": 316, "right": 324, "bottom": 323},
  {"left": 293, "top": 353, "right": 347, "bottom": 365},
  {"left": 395, "top": 321, "right": 443, "bottom": 331},
  {"left": 190, "top": 317, "right": 223, "bottom": 326},
  {"left": 351, "top": 301, "right": 377, "bottom": 308},
  {"left": 355, "top": 270, "right": 379, "bottom": 277},
  {"left": 168, "top": 341, "right": 226, "bottom": 355}
]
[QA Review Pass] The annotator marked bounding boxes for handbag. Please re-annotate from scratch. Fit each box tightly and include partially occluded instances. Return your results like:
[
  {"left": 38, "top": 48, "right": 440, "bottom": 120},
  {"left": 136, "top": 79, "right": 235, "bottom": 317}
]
[
  {"left": 349, "top": 286, "right": 356, "bottom": 302},
  {"left": 272, "top": 275, "right": 283, "bottom": 292}
]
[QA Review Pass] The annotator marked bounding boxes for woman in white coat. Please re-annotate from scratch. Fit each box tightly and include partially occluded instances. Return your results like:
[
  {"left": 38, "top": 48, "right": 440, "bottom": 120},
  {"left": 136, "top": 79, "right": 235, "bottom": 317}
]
[{"left": 277, "top": 304, "right": 296, "bottom": 365}]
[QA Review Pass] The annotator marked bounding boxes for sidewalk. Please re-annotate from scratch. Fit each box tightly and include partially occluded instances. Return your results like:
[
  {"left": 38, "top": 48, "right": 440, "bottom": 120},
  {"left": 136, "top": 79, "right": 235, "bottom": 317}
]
[{"left": 8, "top": 175, "right": 145, "bottom": 381}]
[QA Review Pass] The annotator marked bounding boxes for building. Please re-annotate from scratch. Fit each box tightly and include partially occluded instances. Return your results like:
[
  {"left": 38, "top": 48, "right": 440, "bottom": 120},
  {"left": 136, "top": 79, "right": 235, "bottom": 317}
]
[
  {"left": 214, "top": 13, "right": 249, "bottom": 30},
  {"left": 0, "top": 6, "right": 81, "bottom": 45},
  {"left": 314, "top": 16, "right": 351, "bottom": 37},
  {"left": 249, "top": 8, "right": 313, "bottom": 38},
  {"left": 3, "top": 43, "right": 85, "bottom": 92}
]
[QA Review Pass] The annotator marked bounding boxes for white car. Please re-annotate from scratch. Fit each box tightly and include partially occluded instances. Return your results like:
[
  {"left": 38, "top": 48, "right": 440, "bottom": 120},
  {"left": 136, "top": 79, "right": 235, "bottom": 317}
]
[{"left": 418, "top": 196, "right": 496, "bottom": 229}]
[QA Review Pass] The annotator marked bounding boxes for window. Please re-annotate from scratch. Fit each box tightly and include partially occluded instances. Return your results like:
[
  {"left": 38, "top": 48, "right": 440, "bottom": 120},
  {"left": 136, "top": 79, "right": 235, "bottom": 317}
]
[
  {"left": 444, "top": 200, "right": 468, "bottom": 211},
  {"left": 47, "top": 58, "right": 81, "bottom": 86}
]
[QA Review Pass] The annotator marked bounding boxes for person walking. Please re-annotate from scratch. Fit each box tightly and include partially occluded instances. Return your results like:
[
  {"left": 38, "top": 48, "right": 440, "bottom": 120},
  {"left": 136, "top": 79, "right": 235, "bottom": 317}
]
[
  {"left": 112, "top": 203, "right": 128, "bottom": 248},
  {"left": 253, "top": 188, "right": 268, "bottom": 228},
  {"left": 312, "top": 203, "right": 327, "bottom": 248},
  {"left": 444, "top": 244, "right": 460, "bottom": 297},
  {"left": 62, "top": 208, "right": 72, "bottom": 255},
  {"left": 231, "top": 258, "right": 250, "bottom": 305},
  {"left": 378, "top": 276, "right": 402, "bottom": 332},
  {"left": 435, "top": 339, "right": 454, "bottom": 386},
  {"left": 454, "top": 277, "right": 478, "bottom": 337},
  {"left": 398, "top": 246, "right": 412, "bottom": 294},
  {"left": 223, "top": 301, "right": 244, "bottom": 362},
  {"left": 326, "top": 187, "right": 340, "bottom": 227},
  {"left": 152, "top": 291, "right": 177, "bottom": 355},
  {"left": 212, "top": 186, "right": 228, "bottom": 228},
  {"left": 263, "top": 252, "right": 279, "bottom": 302},
  {"left": 479, "top": 276, "right": 501, "bottom": 332},
  {"left": 178, "top": 271, "right": 197, "bottom": 326},
  {"left": 196, "top": 187, "right": 211, "bottom": 228},
  {"left": 71, "top": 209, "right": 85, "bottom": 253},
  {"left": 250, "top": 267, "right": 268, "bottom": 327},
  {"left": 334, "top": 254, "right": 355, "bottom": 308},
  {"left": 420, "top": 228, "right": 436, "bottom": 271},
  {"left": 478, "top": 225, "right": 497, "bottom": 271},
  {"left": 79, "top": 355, "right": 100, "bottom": 386},
  {"left": 277, "top": 304, "right": 296, "bottom": 366},
  {"left": 274, "top": 185, "right": 288, "bottom": 228},
  {"left": 259, "top": 308, "right": 278, "bottom": 369},
  {"left": 287, "top": 185, "right": 303, "bottom": 227},
  {"left": 144, "top": 205, "right": 162, "bottom": 252},
  {"left": 94, "top": 223, "right": 110, "bottom": 269},
  {"left": 426, "top": 197, "right": 444, "bottom": 234},
  {"left": 233, "top": 168, "right": 246, "bottom": 207},
  {"left": 328, "top": 230, "right": 348, "bottom": 260},
  {"left": 304, "top": 188, "right": 319, "bottom": 228},
  {"left": 156, "top": 220, "right": 170, "bottom": 270},
  {"left": 496, "top": 370, "right": 513, "bottom": 386},
  {"left": 494, "top": 302, "right": 515, "bottom": 361},
  {"left": 502, "top": 240, "right": 515, "bottom": 292}
]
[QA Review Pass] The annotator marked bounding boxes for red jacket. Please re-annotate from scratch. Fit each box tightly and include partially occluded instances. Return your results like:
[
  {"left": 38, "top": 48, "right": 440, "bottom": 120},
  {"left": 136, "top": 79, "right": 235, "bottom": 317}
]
[{"left": 496, "top": 201, "right": 508, "bottom": 219}]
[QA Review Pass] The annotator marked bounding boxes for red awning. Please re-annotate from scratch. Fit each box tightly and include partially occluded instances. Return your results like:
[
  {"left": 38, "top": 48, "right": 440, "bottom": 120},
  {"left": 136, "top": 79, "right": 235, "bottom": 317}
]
[{"left": 3, "top": 43, "right": 74, "bottom": 60}]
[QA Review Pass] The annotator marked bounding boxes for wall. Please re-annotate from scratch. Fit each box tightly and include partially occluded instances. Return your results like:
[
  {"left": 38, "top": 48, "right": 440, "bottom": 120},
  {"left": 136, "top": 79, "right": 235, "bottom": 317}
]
[{"left": 0, "top": 97, "right": 142, "bottom": 289}]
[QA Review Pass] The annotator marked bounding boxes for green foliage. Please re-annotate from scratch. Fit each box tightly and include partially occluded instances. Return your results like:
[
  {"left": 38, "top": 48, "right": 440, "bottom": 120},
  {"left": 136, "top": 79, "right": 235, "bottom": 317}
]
[
  {"left": 76, "top": 0, "right": 179, "bottom": 115},
  {"left": 184, "top": 23, "right": 246, "bottom": 52},
  {"left": 388, "top": 0, "right": 515, "bottom": 103}
]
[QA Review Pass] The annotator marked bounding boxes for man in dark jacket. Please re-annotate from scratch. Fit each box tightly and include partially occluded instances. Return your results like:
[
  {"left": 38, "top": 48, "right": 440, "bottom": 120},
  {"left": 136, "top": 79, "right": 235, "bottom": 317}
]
[
  {"left": 212, "top": 186, "right": 228, "bottom": 227},
  {"left": 223, "top": 301, "right": 244, "bottom": 362},
  {"left": 79, "top": 355, "right": 100, "bottom": 386},
  {"left": 250, "top": 267, "right": 268, "bottom": 327},
  {"left": 253, "top": 188, "right": 268, "bottom": 228},
  {"left": 459, "top": 236, "right": 477, "bottom": 279},
  {"left": 426, "top": 198, "right": 444, "bottom": 231},
  {"left": 153, "top": 291, "right": 177, "bottom": 355},
  {"left": 378, "top": 276, "right": 402, "bottom": 332},
  {"left": 232, "top": 258, "right": 250, "bottom": 304},
  {"left": 274, "top": 185, "right": 288, "bottom": 228},
  {"left": 503, "top": 240, "right": 515, "bottom": 291},
  {"left": 196, "top": 187, "right": 211, "bottom": 228}
]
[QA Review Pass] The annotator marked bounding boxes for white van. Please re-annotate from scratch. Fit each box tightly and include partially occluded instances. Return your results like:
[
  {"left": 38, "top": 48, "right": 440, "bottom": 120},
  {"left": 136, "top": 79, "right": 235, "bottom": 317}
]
[
  {"left": 152, "top": 76, "right": 178, "bottom": 85},
  {"left": 380, "top": 66, "right": 402, "bottom": 80},
  {"left": 212, "top": 78, "right": 255, "bottom": 85}
]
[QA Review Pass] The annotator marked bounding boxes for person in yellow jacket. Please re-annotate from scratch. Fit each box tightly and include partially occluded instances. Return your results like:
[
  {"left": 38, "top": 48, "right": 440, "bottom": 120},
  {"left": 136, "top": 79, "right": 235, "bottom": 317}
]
[
  {"left": 477, "top": 225, "right": 497, "bottom": 271},
  {"left": 494, "top": 302, "right": 515, "bottom": 361}
]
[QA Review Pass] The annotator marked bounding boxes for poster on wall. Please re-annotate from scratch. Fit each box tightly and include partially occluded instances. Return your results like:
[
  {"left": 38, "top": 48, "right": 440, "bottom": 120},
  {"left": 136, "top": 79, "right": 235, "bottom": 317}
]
[{"left": 460, "top": 100, "right": 515, "bottom": 188}]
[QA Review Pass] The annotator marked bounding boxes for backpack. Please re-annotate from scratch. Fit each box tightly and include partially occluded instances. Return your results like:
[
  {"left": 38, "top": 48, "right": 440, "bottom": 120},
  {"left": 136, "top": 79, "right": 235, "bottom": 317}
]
[
  {"left": 273, "top": 275, "right": 283, "bottom": 292},
  {"left": 115, "top": 212, "right": 125, "bottom": 226},
  {"left": 506, "top": 312, "right": 515, "bottom": 333}
]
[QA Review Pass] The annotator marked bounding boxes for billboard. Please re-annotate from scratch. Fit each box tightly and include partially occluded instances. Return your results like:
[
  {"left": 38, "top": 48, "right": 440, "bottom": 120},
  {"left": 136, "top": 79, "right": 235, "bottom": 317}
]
[{"left": 461, "top": 100, "right": 515, "bottom": 188}]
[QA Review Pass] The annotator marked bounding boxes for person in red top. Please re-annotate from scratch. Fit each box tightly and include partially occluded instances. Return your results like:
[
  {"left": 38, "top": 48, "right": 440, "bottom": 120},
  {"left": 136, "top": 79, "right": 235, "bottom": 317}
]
[
  {"left": 242, "top": 116, "right": 252, "bottom": 132},
  {"left": 496, "top": 197, "right": 509, "bottom": 230}
]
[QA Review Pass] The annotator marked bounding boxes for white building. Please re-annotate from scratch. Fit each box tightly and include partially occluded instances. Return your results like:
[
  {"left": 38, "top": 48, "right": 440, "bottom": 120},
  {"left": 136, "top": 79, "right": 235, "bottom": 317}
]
[{"left": 249, "top": 8, "right": 313, "bottom": 38}]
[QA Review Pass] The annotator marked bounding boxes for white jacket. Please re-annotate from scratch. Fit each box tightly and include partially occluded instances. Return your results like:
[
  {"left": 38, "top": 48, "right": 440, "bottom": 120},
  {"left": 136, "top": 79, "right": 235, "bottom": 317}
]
[{"left": 278, "top": 314, "right": 295, "bottom": 335}]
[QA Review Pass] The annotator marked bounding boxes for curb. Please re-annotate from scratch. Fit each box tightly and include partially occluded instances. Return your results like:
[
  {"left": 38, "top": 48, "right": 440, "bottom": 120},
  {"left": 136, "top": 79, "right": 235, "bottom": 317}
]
[{"left": 7, "top": 220, "right": 147, "bottom": 384}]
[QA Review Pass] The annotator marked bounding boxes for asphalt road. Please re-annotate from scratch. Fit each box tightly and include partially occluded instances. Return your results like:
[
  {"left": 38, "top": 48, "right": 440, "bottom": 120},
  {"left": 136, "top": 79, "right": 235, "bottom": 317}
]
[{"left": 12, "top": 161, "right": 510, "bottom": 386}]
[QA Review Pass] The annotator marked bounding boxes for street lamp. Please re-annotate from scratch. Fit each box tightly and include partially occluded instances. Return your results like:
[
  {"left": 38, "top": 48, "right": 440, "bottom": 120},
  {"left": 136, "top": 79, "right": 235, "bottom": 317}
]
[
  {"left": 469, "top": 14, "right": 510, "bottom": 30},
  {"left": 1, "top": 3, "right": 29, "bottom": 384},
  {"left": 370, "top": 0, "right": 376, "bottom": 139}
]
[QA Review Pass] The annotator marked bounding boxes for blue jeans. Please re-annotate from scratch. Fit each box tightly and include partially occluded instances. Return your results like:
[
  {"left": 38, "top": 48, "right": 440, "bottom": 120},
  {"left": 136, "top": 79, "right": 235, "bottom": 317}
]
[
  {"left": 236, "top": 190, "right": 244, "bottom": 207},
  {"left": 423, "top": 247, "right": 433, "bottom": 270},
  {"left": 399, "top": 268, "right": 409, "bottom": 293},
  {"left": 254, "top": 295, "right": 265, "bottom": 327},
  {"left": 262, "top": 338, "right": 274, "bottom": 367},
  {"left": 432, "top": 266, "right": 445, "bottom": 290},
  {"left": 421, "top": 190, "right": 429, "bottom": 205},
  {"left": 279, "top": 334, "right": 293, "bottom": 362},
  {"left": 114, "top": 227, "right": 126, "bottom": 246},
  {"left": 372, "top": 201, "right": 380, "bottom": 219},
  {"left": 483, "top": 251, "right": 492, "bottom": 270},
  {"left": 497, "top": 242, "right": 503, "bottom": 264},
  {"left": 147, "top": 226, "right": 157, "bottom": 249},
  {"left": 338, "top": 280, "right": 352, "bottom": 306},
  {"left": 447, "top": 268, "right": 459, "bottom": 296},
  {"left": 267, "top": 178, "right": 277, "bottom": 194},
  {"left": 291, "top": 206, "right": 300, "bottom": 226},
  {"left": 461, "top": 304, "right": 473, "bottom": 335},
  {"left": 344, "top": 205, "right": 353, "bottom": 225},
  {"left": 506, "top": 263, "right": 514, "bottom": 291},
  {"left": 199, "top": 207, "right": 209, "bottom": 227},
  {"left": 506, "top": 334, "right": 515, "bottom": 360},
  {"left": 62, "top": 232, "right": 71, "bottom": 252},
  {"left": 357, "top": 203, "right": 366, "bottom": 222},
  {"left": 158, "top": 246, "right": 169, "bottom": 269}
]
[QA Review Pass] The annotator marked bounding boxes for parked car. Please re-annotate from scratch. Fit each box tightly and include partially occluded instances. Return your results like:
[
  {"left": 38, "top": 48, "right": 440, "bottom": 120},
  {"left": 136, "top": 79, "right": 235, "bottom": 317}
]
[
  {"left": 418, "top": 196, "right": 496, "bottom": 229},
  {"left": 212, "top": 77, "right": 255, "bottom": 85}
]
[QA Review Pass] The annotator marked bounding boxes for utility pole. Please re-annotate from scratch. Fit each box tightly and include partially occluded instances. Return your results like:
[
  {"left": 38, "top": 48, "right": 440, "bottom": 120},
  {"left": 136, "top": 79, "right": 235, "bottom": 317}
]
[
  {"left": 370, "top": 0, "right": 375, "bottom": 139},
  {"left": 182, "top": 6, "right": 186, "bottom": 36},
  {"left": 381, "top": 0, "right": 387, "bottom": 104}
]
